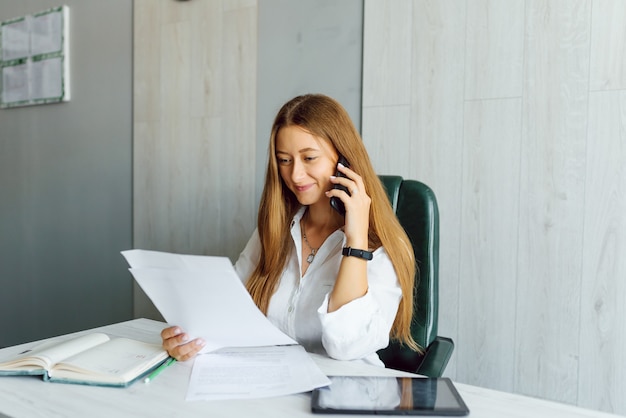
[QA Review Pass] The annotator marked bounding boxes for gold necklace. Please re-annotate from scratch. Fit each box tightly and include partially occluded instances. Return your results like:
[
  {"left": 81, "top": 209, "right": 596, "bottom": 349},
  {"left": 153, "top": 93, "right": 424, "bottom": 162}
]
[{"left": 302, "top": 223, "right": 318, "bottom": 264}]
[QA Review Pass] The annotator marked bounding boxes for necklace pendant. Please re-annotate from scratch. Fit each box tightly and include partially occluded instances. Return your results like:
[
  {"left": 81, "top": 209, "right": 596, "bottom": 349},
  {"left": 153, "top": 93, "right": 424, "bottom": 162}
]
[{"left": 306, "top": 253, "right": 315, "bottom": 263}]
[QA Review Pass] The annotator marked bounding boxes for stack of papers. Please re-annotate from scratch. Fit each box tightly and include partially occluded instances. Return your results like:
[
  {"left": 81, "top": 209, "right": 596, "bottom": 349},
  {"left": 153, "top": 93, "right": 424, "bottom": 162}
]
[
  {"left": 188, "top": 345, "right": 330, "bottom": 401},
  {"left": 122, "top": 249, "right": 330, "bottom": 400}
]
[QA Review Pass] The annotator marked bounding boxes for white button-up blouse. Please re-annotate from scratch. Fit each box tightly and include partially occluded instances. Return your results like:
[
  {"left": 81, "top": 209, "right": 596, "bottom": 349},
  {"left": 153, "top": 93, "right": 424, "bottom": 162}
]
[{"left": 234, "top": 207, "right": 402, "bottom": 367}]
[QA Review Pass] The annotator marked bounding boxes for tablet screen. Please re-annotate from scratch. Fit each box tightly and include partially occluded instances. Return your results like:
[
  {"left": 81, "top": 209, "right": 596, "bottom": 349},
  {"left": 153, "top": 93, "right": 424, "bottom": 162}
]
[{"left": 311, "top": 376, "right": 469, "bottom": 416}]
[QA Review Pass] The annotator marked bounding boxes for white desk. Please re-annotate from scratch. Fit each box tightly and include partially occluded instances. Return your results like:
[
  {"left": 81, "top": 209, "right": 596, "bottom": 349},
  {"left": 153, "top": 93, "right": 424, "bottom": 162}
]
[{"left": 0, "top": 319, "right": 619, "bottom": 418}]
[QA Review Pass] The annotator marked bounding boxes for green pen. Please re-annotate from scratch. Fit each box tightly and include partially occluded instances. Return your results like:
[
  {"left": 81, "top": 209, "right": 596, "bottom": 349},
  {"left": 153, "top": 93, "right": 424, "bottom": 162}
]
[{"left": 144, "top": 357, "right": 177, "bottom": 383}]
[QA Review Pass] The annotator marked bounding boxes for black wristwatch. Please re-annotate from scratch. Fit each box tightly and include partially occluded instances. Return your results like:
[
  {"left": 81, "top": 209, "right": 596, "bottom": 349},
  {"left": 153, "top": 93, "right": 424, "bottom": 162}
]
[{"left": 342, "top": 246, "right": 373, "bottom": 261}]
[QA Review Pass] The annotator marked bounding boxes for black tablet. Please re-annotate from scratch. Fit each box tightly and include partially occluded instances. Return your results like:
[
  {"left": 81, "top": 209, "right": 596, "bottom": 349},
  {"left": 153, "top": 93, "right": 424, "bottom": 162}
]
[{"left": 311, "top": 376, "right": 469, "bottom": 416}]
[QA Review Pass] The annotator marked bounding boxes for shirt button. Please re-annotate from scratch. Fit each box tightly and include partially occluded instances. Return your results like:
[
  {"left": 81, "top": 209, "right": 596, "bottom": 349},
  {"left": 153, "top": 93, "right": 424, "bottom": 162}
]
[{"left": 288, "top": 306, "right": 293, "bottom": 313}]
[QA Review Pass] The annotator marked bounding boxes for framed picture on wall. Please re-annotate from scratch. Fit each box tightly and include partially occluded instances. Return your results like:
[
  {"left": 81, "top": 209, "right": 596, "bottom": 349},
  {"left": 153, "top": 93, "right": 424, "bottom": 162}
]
[{"left": 0, "top": 5, "right": 70, "bottom": 108}]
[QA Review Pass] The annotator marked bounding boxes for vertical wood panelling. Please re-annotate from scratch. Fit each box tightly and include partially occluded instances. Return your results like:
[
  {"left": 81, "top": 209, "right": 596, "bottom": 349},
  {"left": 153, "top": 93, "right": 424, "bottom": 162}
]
[
  {"left": 458, "top": 99, "right": 522, "bottom": 391},
  {"left": 133, "top": 0, "right": 257, "bottom": 317},
  {"left": 220, "top": 6, "right": 257, "bottom": 258},
  {"left": 410, "top": 0, "right": 467, "bottom": 377},
  {"left": 186, "top": 1, "right": 224, "bottom": 256},
  {"left": 134, "top": 0, "right": 161, "bottom": 124},
  {"left": 363, "top": 0, "right": 626, "bottom": 414},
  {"left": 223, "top": 0, "right": 256, "bottom": 11},
  {"left": 187, "top": 116, "right": 223, "bottom": 255},
  {"left": 578, "top": 91, "right": 626, "bottom": 412},
  {"left": 589, "top": 0, "right": 626, "bottom": 90},
  {"left": 361, "top": 105, "right": 412, "bottom": 174},
  {"left": 133, "top": 0, "right": 164, "bottom": 320},
  {"left": 362, "top": 0, "right": 414, "bottom": 175},
  {"left": 464, "top": 0, "right": 525, "bottom": 100},
  {"left": 362, "top": 0, "right": 413, "bottom": 107},
  {"left": 515, "top": 0, "right": 590, "bottom": 404},
  {"left": 161, "top": 20, "right": 192, "bottom": 251},
  {"left": 190, "top": 0, "right": 223, "bottom": 119}
]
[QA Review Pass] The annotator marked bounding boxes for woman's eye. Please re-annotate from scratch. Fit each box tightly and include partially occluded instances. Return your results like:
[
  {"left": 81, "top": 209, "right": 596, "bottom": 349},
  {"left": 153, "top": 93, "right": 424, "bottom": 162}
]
[
  {"left": 277, "top": 157, "right": 291, "bottom": 165},
  {"left": 304, "top": 156, "right": 317, "bottom": 162}
]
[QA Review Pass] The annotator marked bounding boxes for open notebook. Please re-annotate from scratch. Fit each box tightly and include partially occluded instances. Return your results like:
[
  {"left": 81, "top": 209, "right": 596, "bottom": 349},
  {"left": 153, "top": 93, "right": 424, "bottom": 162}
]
[{"left": 0, "top": 332, "right": 168, "bottom": 387}]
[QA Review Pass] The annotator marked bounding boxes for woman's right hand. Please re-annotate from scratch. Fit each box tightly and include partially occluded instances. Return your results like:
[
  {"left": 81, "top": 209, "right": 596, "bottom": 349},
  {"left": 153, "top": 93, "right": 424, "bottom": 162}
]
[{"left": 160, "top": 326, "right": 206, "bottom": 361}]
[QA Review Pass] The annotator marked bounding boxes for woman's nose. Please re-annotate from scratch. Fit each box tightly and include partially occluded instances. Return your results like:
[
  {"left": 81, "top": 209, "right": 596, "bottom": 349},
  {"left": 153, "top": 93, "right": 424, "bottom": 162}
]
[{"left": 291, "top": 160, "right": 306, "bottom": 182}]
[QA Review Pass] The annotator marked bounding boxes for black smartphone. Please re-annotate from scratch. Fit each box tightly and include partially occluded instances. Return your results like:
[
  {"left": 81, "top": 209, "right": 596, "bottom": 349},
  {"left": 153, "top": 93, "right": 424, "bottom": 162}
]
[{"left": 330, "top": 155, "right": 350, "bottom": 216}]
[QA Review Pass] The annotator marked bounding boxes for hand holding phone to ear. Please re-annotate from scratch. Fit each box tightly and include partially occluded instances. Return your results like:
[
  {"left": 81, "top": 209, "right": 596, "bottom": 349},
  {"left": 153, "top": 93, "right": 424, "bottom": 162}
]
[
  {"left": 326, "top": 157, "right": 372, "bottom": 313},
  {"left": 327, "top": 157, "right": 371, "bottom": 249}
]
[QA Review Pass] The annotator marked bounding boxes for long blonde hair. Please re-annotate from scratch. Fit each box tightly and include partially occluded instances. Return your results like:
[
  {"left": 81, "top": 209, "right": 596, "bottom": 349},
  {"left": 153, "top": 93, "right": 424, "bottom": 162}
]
[{"left": 246, "top": 94, "right": 419, "bottom": 350}]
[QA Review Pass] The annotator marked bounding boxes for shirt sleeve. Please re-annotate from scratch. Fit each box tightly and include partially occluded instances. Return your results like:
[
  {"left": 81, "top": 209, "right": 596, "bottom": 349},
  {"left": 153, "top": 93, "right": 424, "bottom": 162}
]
[
  {"left": 234, "top": 229, "right": 261, "bottom": 285},
  {"left": 316, "top": 247, "right": 402, "bottom": 361}
]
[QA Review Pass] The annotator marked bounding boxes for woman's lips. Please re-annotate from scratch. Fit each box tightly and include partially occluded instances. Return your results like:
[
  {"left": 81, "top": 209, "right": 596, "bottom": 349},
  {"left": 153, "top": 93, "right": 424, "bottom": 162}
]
[{"left": 295, "top": 184, "right": 313, "bottom": 193}]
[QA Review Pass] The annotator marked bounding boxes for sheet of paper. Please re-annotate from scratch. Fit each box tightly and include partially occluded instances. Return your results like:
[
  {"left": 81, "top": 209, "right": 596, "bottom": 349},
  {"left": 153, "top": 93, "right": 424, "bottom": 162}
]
[
  {"left": 1, "top": 18, "right": 30, "bottom": 61},
  {"left": 2, "top": 63, "right": 29, "bottom": 104},
  {"left": 122, "top": 250, "right": 296, "bottom": 353},
  {"left": 122, "top": 249, "right": 234, "bottom": 271},
  {"left": 30, "top": 57, "right": 63, "bottom": 100},
  {"left": 30, "top": 10, "right": 63, "bottom": 55},
  {"left": 186, "top": 345, "right": 331, "bottom": 401}
]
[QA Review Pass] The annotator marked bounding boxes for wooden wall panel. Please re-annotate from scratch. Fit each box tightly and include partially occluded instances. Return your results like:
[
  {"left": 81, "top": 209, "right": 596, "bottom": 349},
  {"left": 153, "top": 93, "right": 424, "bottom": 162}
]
[
  {"left": 361, "top": 106, "right": 412, "bottom": 175},
  {"left": 363, "top": 0, "right": 467, "bottom": 378},
  {"left": 362, "top": 0, "right": 412, "bottom": 107},
  {"left": 160, "top": 20, "right": 193, "bottom": 251},
  {"left": 134, "top": 0, "right": 161, "bottom": 124},
  {"left": 133, "top": 0, "right": 257, "bottom": 318},
  {"left": 515, "top": 0, "right": 590, "bottom": 404},
  {"left": 578, "top": 91, "right": 626, "bottom": 412},
  {"left": 189, "top": 0, "right": 223, "bottom": 118},
  {"left": 220, "top": 6, "right": 258, "bottom": 258},
  {"left": 187, "top": 116, "right": 224, "bottom": 256},
  {"left": 362, "top": 0, "right": 413, "bottom": 175},
  {"left": 363, "top": 0, "right": 626, "bottom": 414},
  {"left": 464, "top": 0, "right": 525, "bottom": 99},
  {"left": 589, "top": 0, "right": 626, "bottom": 90},
  {"left": 409, "top": 0, "right": 467, "bottom": 377},
  {"left": 458, "top": 99, "right": 522, "bottom": 391}
]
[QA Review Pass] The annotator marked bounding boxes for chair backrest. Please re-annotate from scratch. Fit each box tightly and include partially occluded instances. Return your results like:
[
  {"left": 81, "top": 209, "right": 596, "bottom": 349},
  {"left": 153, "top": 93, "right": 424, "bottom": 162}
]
[{"left": 377, "top": 175, "right": 440, "bottom": 372}]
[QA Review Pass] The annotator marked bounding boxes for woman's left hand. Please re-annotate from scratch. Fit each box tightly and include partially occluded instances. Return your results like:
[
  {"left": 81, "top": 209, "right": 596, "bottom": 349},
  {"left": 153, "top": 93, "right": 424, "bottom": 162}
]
[{"left": 326, "top": 162, "right": 371, "bottom": 249}]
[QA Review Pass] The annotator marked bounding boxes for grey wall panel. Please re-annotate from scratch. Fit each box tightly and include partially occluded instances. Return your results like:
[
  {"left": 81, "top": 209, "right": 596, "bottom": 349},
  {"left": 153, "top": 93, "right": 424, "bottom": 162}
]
[
  {"left": 256, "top": 0, "right": 363, "bottom": 203},
  {"left": 0, "top": 0, "right": 133, "bottom": 347}
]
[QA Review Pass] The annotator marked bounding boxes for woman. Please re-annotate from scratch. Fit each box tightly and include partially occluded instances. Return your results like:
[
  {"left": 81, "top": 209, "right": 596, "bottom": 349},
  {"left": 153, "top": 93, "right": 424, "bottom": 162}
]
[{"left": 162, "top": 94, "right": 418, "bottom": 365}]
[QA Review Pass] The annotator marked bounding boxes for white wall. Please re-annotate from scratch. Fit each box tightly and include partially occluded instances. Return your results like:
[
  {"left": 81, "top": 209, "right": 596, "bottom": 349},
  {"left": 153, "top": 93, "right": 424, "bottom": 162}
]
[{"left": 362, "top": 0, "right": 626, "bottom": 414}]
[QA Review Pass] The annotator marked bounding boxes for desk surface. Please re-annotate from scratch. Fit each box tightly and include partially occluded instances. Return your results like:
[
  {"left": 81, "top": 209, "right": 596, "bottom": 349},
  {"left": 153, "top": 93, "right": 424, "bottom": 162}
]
[{"left": 0, "top": 319, "right": 619, "bottom": 418}]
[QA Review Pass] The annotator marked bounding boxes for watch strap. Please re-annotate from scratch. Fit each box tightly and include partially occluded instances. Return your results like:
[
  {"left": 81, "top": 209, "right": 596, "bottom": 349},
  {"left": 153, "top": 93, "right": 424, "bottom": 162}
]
[{"left": 342, "top": 246, "right": 373, "bottom": 261}]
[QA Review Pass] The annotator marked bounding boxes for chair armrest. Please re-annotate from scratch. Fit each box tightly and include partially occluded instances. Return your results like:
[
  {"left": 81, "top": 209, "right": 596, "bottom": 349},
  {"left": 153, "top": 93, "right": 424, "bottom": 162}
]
[{"left": 416, "top": 336, "right": 455, "bottom": 377}]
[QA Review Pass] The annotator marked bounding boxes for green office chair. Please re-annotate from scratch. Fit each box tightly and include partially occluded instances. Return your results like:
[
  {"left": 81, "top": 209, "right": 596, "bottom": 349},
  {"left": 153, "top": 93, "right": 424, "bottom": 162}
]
[{"left": 377, "top": 175, "right": 454, "bottom": 377}]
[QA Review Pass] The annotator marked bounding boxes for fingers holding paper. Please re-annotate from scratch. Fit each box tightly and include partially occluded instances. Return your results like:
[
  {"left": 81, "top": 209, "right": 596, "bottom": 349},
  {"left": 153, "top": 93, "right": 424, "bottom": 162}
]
[{"left": 161, "top": 326, "right": 206, "bottom": 361}]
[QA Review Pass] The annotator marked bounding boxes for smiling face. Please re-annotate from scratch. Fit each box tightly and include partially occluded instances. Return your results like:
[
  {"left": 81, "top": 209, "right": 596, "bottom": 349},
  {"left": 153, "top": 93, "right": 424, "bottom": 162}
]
[{"left": 275, "top": 125, "right": 338, "bottom": 208}]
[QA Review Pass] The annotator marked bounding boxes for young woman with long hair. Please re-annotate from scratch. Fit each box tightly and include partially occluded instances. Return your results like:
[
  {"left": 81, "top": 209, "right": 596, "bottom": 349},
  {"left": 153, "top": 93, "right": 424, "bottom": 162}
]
[{"left": 162, "top": 94, "right": 418, "bottom": 365}]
